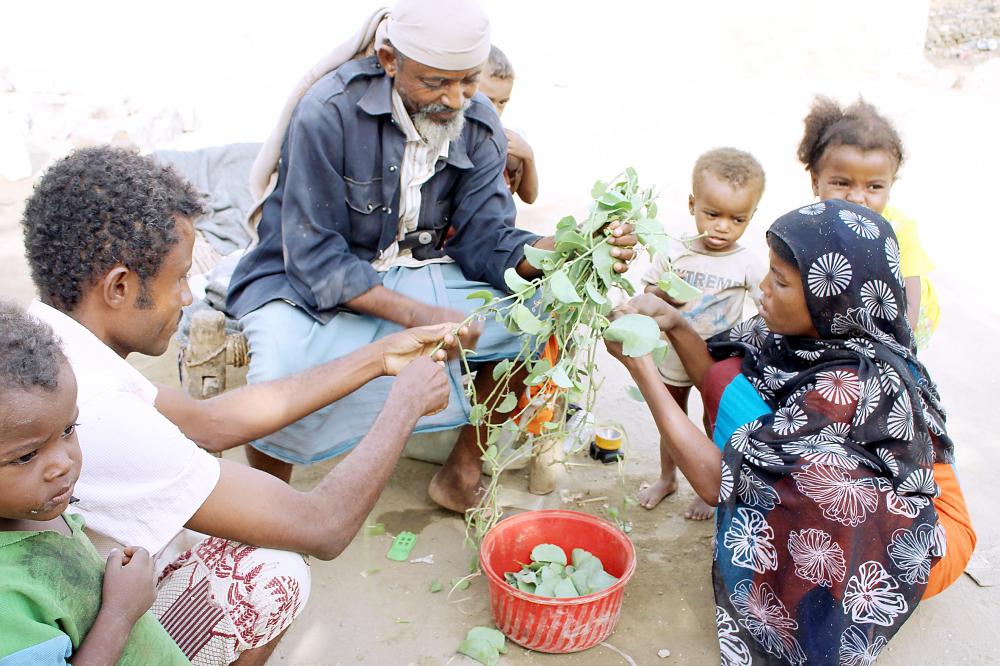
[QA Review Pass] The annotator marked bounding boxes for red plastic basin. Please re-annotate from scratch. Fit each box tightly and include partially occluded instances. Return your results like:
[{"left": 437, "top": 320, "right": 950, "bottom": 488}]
[{"left": 479, "top": 509, "right": 636, "bottom": 653}]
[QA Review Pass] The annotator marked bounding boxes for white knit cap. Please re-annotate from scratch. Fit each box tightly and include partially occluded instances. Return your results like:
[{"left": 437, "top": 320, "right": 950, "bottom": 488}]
[{"left": 386, "top": 0, "right": 491, "bottom": 70}]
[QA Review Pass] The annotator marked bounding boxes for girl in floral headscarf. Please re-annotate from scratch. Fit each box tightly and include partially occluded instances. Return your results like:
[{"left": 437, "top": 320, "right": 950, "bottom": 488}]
[{"left": 607, "top": 200, "right": 974, "bottom": 664}]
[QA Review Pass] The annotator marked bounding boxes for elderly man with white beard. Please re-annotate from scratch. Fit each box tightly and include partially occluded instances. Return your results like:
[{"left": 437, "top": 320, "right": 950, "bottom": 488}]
[{"left": 227, "top": 0, "right": 639, "bottom": 512}]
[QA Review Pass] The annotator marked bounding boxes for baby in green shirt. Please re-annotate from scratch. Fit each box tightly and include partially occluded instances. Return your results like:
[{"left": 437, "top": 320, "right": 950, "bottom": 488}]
[{"left": 0, "top": 302, "right": 187, "bottom": 665}]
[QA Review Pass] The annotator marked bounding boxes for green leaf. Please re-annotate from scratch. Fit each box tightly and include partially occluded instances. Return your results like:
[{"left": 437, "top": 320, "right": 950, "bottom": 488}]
[
  {"left": 466, "top": 627, "right": 506, "bottom": 654},
  {"left": 523, "top": 244, "right": 559, "bottom": 271},
  {"left": 466, "top": 289, "right": 496, "bottom": 304},
  {"left": 626, "top": 385, "right": 646, "bottom": 402},
  {"left": 496, "top": 392, "right": 517, "bottom": 413},
  {"left": 482, "top": 444, "right": 498, "bottom": 462},
  {"left": 429, "top": 579, "right": 443, "bottom": 593},
  {"left": 554, "top": 229, "right": 588, "bottom": 254},
  {"left": 530, "top": 543, "right": 567, "bottom": 565},
  {"left": 651, "top": 343, "right": 670, "bottom": 367},
  {"left": 592, "top": 243, "right": 614, "bottom": 286},
  {"left": 556, "top": 215, "right": 577, "bottom": 233},
  {"left": 549, "top": 269, "right": 583, "bottom": 304},
  {"left": 581, "top": 208, "right": 610, "bottom": 235},
  {"left": 452, "top": 576, "right": 471, "bottom": 591},
  {"left": 613, "top": 274, "right": 636, "bottom": 296},
  {"left": 534, "top": 577, "right": 557, "bottom": 597},
  {"left": 658, "top": 271, "right": 702, "bottom": 302},
  {"left": 598, "top": 189, "right": 627, "bottom": 208},
  {"left": 549, "top": 362, "right": 574, "bottom": 389},
  {"left": 585, "top": 278, "right": 608, "bottom": 305},
  {"left": 647, "top": 201, "right": 658, "bottom": 219},
  {"left": 457, "top": 638, "right": 500, "bottom": 666},
  {"left": 470, "top": 403, "right": 487, "bottom": 425},
  {"left": 553, "top": 577, "right": 580, "bottom": 598},
  {"left": 491, "top": 359, "right": 512, "bottom": 381},
  {"left": 364, "top": 522, "right": 386, "bottom": 536},
  {"left": 591, "top": 180, "right": 607, "bottom": 199},
  {"left": 604, "top": 314, "right": 668, "bottom": 357},
  {"left": 512, "top": 304, "right": 543, "bottom": 335},
  {"left": 504, "top": 267, "right": 535, "bottom": 297}
]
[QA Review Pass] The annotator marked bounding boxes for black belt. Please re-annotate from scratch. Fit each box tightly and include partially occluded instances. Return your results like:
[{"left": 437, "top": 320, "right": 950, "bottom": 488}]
[{"left": 396, "top": 228, "right": 447, "bottom": 260}]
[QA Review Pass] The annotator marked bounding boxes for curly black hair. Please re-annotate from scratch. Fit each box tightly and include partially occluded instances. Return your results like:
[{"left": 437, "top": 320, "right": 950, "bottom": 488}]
[
  {"left": 692, "top": 147, "right": 766, "bottom": 197},
  {"left": 22, "top": 146, "right": 206, "bottom": 311},
  {"left": 0, "top": 301, "right": 67, "bottom": 393},
  {"left": 797, "top": 96, "right": 905, "bottom": 174}
]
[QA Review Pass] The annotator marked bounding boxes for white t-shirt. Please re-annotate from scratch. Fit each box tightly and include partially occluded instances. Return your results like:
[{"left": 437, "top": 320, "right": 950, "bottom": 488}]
[{"left": 28, "top": 301, "right": 221, "bottom": 557}]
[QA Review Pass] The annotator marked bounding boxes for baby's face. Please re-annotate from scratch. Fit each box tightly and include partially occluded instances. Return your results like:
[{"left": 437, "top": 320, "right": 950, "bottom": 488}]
[
  {"left": 0, "top": 363, "right": 82, "bottom": 523},
  {"left": 478, "top": 75, "right": 514, "bottom": 117},
  {"left": 689, "top": 172, "right": 760, "bottom": 252}
]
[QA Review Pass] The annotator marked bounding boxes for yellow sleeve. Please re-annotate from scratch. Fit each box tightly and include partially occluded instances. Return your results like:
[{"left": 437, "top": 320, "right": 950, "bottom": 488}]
[{"left": 884, "top": 205, "right": 935, "bottom": 278}]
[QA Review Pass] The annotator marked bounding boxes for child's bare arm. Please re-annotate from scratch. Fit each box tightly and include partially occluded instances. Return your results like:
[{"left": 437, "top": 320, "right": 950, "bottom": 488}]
[
  {"left": 904, "top": 276, "right": 921, "bottom": 330},
  {"left": 505, "top": 129, "right": 538, "bottom": 203},
  {"left": 71, "top": 548, "right": 157, "bottom": 665}
]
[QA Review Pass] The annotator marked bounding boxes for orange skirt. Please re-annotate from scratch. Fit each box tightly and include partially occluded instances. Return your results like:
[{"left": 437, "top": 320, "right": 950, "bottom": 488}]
[{"left": 925, "top": 462, "right": 976, "bottom": 598}]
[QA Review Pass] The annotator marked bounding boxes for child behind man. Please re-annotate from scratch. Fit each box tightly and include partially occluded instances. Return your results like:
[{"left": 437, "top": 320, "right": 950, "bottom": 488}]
[
  {"left": 478, "top": 45, "right": 538, "bottom": 204},
  {"left": 638, "top": 148, "right": 766, "bottom": 520},
  {"left": 797, "top": 95, "right": 939, "bottom": 349},
  {"left": 0, "top": 303, "right": 187, "bottom": 665}
]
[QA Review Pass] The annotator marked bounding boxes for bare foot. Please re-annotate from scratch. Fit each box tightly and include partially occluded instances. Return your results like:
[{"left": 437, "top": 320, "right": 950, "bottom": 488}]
[
  {"left": 637, "top": 477, "right": 678, "bottom": 510},
  {"left": 428, "top": 466, "right": 485, "bottom": 514},
  {"left": 684, "top": 496, "right": 715, "bottom": 521}
]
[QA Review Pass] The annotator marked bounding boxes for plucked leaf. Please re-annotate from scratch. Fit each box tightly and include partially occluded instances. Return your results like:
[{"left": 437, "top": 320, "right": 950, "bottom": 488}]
[
  {"left": 530, "top": 543, "right": 567, "bottom": 565},
  {"left": 604, "top": 314, "right": 668, "bottom": 357},
  {"left": 658, "top": 271, "right": 702, "bottom": 302},
  {"left": 466, "top": 627, "right": 506, "bottom": 654}
]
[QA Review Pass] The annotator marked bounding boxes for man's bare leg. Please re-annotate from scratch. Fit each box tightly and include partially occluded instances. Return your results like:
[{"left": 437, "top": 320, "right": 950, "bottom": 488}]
[
  {"left": 429, "top": 361, "right": 526, "bottom": 512},
  {"left": 245, "top": 445, "right": 294, "bottom": 484},
  {"left": 232, "top": 629, "right": 288, "bottom": 665}
]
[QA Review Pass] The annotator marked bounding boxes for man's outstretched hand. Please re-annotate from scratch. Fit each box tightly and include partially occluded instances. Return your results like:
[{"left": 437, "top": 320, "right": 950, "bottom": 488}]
[
  {"left": 391, "top": 356, "right": 451, "bottom": 417},
  {"left": 379, "top": 322, "right": 479, "bottom": 376}
]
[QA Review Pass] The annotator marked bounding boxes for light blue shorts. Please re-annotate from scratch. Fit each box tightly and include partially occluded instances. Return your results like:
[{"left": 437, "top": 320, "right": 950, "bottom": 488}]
[{"left": 240, "top": 263, "right": 526, "bottom": 465}]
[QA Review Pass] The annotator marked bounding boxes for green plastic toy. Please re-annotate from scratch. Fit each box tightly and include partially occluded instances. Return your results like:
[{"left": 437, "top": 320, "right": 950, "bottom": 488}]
[{"left": 386, "top": 531, "right": 416, "bottom": 561}]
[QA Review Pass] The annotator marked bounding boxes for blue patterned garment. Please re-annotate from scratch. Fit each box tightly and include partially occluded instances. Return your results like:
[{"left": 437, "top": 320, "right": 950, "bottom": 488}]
[{"left": 704, "top": 200, "right": 953, "bottom": 665}]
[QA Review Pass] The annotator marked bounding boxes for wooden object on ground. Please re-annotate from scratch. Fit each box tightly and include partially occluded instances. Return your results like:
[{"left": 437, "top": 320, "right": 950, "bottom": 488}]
[
  {"left": 180, "top": 310, "right": 250, "bottom": 400},
  {"left": 528, "top": 401, "right": 566, "bottom": 495}
]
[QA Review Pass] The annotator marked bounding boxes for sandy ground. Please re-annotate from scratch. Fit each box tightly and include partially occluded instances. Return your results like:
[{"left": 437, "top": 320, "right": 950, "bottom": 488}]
[{"left": 3, "top": 1, "right": 1000, "bottom": 664}]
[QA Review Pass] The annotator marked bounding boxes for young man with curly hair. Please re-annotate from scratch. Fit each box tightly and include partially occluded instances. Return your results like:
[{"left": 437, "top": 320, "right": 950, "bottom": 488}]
[{"left": 21, "top": 145, "right": 464, "bottom": 665}]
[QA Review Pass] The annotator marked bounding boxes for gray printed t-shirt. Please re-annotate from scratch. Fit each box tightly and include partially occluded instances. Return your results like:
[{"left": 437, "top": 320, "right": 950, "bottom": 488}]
[{"left": 641, "top": 238, "right": 765, "bottom": 386}]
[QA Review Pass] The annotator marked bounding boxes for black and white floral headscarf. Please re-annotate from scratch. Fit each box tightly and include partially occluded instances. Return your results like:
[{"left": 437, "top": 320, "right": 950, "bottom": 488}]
[{"left": 706, "top": 200, "right": 953, "bottom": 665}]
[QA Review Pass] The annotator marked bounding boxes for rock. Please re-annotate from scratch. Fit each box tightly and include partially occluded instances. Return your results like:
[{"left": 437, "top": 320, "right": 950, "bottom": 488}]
[{"left": 658, "top": 648, "right": 671, "bottom": 658}]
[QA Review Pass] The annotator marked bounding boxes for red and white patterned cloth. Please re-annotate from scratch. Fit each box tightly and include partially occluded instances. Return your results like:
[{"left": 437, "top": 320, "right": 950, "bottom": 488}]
[{"left": 153, "top": 537, "right": 310, "bottom": 665}]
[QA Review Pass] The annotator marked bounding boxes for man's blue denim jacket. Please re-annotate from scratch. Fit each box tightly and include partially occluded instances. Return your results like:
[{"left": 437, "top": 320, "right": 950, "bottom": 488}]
[{"left": 227, "top": 56, "right": 540, "bottom": 324}]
